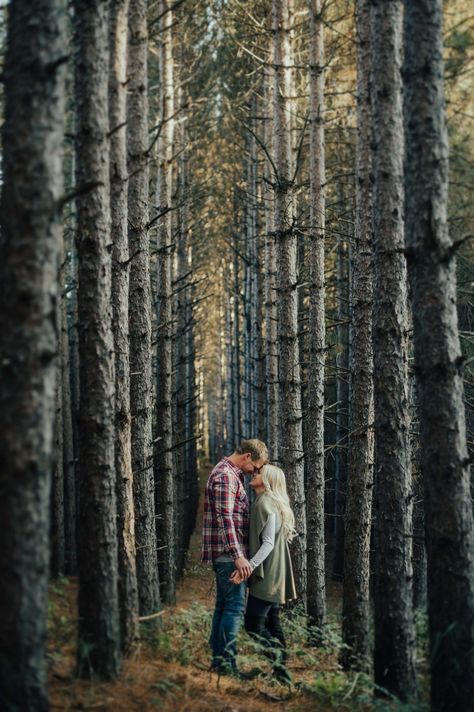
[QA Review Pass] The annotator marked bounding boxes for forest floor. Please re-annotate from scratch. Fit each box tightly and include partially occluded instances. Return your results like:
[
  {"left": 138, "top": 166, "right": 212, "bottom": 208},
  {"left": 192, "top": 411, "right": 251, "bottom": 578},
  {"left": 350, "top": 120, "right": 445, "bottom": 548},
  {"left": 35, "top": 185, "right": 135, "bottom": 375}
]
[{"left": 47, "top": 465, "right": 428, "bottom": 711}]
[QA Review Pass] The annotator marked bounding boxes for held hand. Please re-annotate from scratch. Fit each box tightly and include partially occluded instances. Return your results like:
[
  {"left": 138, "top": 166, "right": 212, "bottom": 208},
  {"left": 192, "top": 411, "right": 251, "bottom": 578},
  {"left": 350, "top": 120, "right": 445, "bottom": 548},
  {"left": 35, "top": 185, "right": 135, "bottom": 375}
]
[
  {"left": 229, "top": 570, "right": 244, "bottom": 584},
  {"left": 234, "top": 556, "right": 253, "bottom": 580}
]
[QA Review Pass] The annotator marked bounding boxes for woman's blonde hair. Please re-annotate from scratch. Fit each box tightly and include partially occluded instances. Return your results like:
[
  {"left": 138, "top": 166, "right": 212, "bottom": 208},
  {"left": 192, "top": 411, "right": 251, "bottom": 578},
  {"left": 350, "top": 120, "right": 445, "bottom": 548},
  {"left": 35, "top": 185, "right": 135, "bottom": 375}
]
[{"left": 261, "top": 464, "right": 297, "bottom": 542}]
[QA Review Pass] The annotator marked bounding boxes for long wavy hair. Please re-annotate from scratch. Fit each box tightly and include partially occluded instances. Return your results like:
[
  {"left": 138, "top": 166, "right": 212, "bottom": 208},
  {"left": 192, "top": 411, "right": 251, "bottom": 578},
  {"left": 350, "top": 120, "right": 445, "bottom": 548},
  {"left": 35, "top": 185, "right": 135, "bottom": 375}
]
[{"left": 260, "top": 464, "right": 297, "bottom": 542}]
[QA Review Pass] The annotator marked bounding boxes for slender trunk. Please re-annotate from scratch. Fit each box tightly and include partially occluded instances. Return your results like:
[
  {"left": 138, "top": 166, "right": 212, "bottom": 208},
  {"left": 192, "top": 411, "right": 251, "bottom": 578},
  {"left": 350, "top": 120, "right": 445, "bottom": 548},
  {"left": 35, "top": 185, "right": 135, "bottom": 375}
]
[
  {"left": 403, "top": 2, "right": 474, "bottom": 708},
  {"left": 74, "top": 0, "right": 122, "bottom": 679},
  {"left": 233, "top": 229, "right": 242, "bottom": 441},
  {"left": 371, "top": 0, "right": 417, "bottom": 699},
  {"left": 272, "top": 0, "right": 307, "bottom": 603},
  {"left": 185, "top": 243, "right": 198, "bottom": 532},
  {"left": 109, "top": 0, "right": 140, "bottom": 652},
  {"left": 0, "top": 3, "right": 66, "bottom": 705},
  {"left": 263, "top": 65, "right": 279, "bottom": 461},
  {"left": 225, "top": 293, "right": 235, "bottom": 450},
  {"left": 306, "top": 0, "right": 326, "bottom": 627},
  {"left": 254, "top": 239, "right": 266, "bottom": 442},
  {"left": 341, "top": 0, "right": 374, "bottom": 671},
  {"left": 243, "top": 197, "right": 252, "bottom": 438},
  {"left": 175, "top": 93, "right": 189, "bottom": 575},
  {"left": 412, "top": 470, "right": 427, "bottom": 610},
  {"left": 333, "top": 222, "right": 349, "bottom": 581},
  {"left": 51, "top": 337, "right": 65, "bottom": 577},
  {"left": 128, "top": 0, "right": 160, "bottom": 616},
  {"left": 62, "top": 244, "right": 77, "bottom": 576},
  {"left": 155, "top": 0, "right": 176, "bottom": 604},
  {"left": 67, "top": 236, "right": 80, "bottom": 533}
]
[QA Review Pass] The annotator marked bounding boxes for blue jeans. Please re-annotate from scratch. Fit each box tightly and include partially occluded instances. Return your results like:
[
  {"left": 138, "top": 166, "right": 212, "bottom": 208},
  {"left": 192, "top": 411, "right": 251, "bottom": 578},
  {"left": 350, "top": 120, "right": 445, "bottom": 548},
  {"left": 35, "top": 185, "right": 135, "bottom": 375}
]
[{"left": 209, "top": 561, "right": 246, "bottom": 671}]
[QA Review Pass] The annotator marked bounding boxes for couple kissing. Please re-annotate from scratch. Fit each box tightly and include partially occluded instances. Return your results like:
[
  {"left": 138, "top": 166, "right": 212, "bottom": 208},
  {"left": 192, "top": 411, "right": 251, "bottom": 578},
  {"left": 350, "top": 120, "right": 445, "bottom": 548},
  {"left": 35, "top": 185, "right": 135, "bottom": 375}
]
[{"left": 201, "top": 439, "right": 296, "bottom": 683}]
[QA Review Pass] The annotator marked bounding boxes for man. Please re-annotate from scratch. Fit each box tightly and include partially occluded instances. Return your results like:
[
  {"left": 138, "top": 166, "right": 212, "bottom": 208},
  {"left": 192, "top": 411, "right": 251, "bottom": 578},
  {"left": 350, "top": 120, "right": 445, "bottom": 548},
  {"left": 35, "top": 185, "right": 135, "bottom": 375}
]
[{"left": 202, "top": 439, "right": 269, "bottom": 676}]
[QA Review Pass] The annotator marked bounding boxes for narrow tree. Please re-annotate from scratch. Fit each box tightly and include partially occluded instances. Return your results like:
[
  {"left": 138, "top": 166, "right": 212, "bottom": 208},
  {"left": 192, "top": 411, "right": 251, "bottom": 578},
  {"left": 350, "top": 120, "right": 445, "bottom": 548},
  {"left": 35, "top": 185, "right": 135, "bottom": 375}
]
[
  {"left": 272, "top": 0, "right": 307, "bottom": 601},
  {"left": 370, "top": 0, "right": 417, "bottom": 699},
  {"left": 174, "top": 74, "right": 190, "bottom": 575},
  {"left": 61, "top": 238, "right": 77, "bottom": 576},
  {"left": 232, "top": 227, "right": 243, "bottom": 441},
  {"left": 0, "top": 1, "right": 66, "bottom": 707},
  {"left": 109, "top": 0, "right": 140, "bottom": 651},
  {"left": 403, "top": 1, "right": 474, "bottom": 708},
  {"left": 51, "top": 345, "right": 66, "bottom": 577},
  {"left": 341, "top": 0, "right": 374, "bottom": 671},
  {"left": 332, "top": 209, "right": 350, "bottom": 582},
  {"left": 306, "top": 0, "right": 326, "bottom": 628},
  {"left": 263, "top": 66, "right": 279, "bottom": 460},
  {"left": 74, "top": 0, "right": 122, "bottom": 678},
  {"left": 128, "top": 0, "right": 161, "bottom": 616},
  {"left": 155, "top": 0, "right": 177, "bottom": 604}
]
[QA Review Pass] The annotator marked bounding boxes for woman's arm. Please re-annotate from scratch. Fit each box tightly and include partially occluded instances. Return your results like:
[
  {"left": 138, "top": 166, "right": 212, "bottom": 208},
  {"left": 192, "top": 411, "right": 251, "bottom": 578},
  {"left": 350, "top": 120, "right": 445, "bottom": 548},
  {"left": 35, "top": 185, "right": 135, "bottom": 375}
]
[{"left": 249, "top": 513, "right": 277, "bottom": 569}]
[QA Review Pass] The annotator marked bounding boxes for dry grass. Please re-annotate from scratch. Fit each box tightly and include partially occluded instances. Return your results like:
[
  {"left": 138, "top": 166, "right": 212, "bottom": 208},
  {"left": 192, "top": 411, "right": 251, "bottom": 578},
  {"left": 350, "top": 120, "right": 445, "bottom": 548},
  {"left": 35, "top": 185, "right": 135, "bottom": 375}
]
[{"left": 47, "top": 468, "right": 428, "bottom": 711}]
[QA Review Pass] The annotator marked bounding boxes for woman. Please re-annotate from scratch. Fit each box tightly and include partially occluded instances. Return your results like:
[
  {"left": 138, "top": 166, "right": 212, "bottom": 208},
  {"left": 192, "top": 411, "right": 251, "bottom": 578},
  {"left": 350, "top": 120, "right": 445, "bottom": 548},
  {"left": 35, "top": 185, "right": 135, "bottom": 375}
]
[{"left": 231, "top": 464, "right": 297, "bottom": 683}]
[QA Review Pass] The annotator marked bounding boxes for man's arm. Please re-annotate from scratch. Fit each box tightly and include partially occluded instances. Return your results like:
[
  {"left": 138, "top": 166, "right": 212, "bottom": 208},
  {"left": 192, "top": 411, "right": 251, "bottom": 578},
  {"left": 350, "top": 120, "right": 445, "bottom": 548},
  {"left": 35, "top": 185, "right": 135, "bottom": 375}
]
[{"left": 213, "top": 473, "right": 252, "bottom": 579}]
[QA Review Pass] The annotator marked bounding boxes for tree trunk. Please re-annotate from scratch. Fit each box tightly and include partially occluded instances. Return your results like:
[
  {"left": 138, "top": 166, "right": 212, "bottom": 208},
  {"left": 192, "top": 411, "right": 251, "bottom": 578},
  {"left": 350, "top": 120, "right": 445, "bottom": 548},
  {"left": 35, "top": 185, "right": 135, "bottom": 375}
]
[
  {"left": 225, "top": 293, "right": 235, "bottom": 451},
  {"left": 272, "top": 0, "right": 307, "bottom": 603},
  {"left": 155, "top": 0, "right": 176, "bottom": 605},
  {"left": 403, "top": 2, "right": 474, "bottom": 708},
  {"left": 243, "top": 192, "right": 252, "bottom": 438},
  {"left": 51, "top": 339, "right": 65, "bottom": 577},
  {"left": 74, "top": 0, "right": 122, "bottom": 679},
  {"left": 332, "top": 228, "right": 349, "bottom": 581},
  {"left": 0, "top": 1, "right": 66, "bottom": 706},
  {"left": 185, "top": 246, "right": 198, "bottom": 533},
  {"left": 61, "top": 233, "right": 77, "bottom": 576},
  {"left": 128, "top": 0, "right": 160, "bottom": 617},
  {"left": 263, "top": 66, "right": 279, "bottom": 461},
  {"left": 174, "top": 84, "right": 190, "bottom": 575},
  {"left": 306, "top": 0, "right": 326, "bottom": 628},
  {"left": 370, "top": 0, "right": 417, "bottom": 699},
  {"left": 233, "top": 234, "right": 243, "bottom": 442},
  {"left": 412, "top": 470, "right": 427, "bottom": 610},
  {"left": 109, "top": 0, "right": 140, "bottom": 652},
  {"left": 341, "top": 0, "right": 374, "bottom": 672}
]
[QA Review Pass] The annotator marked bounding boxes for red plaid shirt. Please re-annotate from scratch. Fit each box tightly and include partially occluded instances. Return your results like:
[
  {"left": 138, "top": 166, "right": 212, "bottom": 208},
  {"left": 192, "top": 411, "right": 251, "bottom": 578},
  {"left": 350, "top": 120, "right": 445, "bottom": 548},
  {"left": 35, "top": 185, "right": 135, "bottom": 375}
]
[{"left": 201, "top": 457, "right": 249, "bottom": 563}]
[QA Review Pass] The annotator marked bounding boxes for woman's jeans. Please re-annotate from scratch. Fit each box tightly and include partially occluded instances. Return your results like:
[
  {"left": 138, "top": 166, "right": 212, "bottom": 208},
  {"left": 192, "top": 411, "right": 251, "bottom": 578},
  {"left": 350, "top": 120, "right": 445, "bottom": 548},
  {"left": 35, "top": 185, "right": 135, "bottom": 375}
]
[
  {"left": 244, "top": 593, "right": 289, "bottom": 678},
  {"left": 209, "top": 561, "right": 246, "bottom": 672}
]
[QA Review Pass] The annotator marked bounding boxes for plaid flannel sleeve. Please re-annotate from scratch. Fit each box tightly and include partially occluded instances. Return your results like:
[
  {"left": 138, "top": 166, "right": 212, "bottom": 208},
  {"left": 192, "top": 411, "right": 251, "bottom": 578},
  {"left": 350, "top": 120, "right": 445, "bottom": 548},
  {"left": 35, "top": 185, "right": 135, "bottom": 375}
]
[{"left": 213, "top": 473, "right": 244, "bottom": 561}]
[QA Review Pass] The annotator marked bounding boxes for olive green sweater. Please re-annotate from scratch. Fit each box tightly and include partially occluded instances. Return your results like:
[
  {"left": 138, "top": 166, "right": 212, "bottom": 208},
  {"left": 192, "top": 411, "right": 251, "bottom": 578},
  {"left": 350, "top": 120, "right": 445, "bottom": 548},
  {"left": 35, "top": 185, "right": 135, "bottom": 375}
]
[{"left": 248, "top": 493, "right": 297, "bottom": 604}]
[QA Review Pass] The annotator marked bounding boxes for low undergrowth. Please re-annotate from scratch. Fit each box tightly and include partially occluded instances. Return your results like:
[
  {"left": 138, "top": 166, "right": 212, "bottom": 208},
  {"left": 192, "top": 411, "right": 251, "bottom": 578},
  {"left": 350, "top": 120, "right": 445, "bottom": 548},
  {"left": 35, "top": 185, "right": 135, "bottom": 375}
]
[
  {"left": 46, "top": 540, "right": 429, "bottom": 710},
  {"left": 144, "top": 599, "right": 429, "bottom": 711}
]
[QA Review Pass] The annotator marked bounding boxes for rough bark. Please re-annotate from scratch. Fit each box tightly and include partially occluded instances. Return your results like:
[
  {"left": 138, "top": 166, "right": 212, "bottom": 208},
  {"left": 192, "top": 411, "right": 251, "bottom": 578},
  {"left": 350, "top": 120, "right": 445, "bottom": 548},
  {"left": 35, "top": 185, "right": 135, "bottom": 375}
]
[
  {"left": 370, "top": 0, "right": 417, "bottom": 699},
  {"left": 341, "top": 0, "right": 374, "bottom": 672},
  {"left": 243, "top": 191, "right": 253, "bottom": 438},
  {"left": 263, "top": 66, "right": 279, "bottom": 460},
  {"left": 403, "top": 2, "right": 474, "bottom": 708},
  {"left": 74, "top": 0, "right": 122, "bottom": 679},
  {"left": 62, "top": 345, "right": 77, "bottom": 576},
  {"left": 61, "top": 240, "right": 77, "bottom": 576},
  {"left": 233, "top": 236, "right": 243, "bottom": 442},
  {"left": 225, "top": 294, "right": 235, "bottom": 451},
  {"left": 306, "top": 0, "right": 326, "bottom": 628},
  {"left": 0, "top": 2, "right": 66, "bottom": 706},
  {"left": 128, "top": 0, "right": 160, "bottom": 616},
  {"left": 175, "top": 87, "right": 190, "bottom": 575},
  {"left": 109, "top": 0, "right": 140, "bottom": 652},
  {"left": 272, "top": 0, "right": 307, "bottom": 603},
  {"left": 412, "top": 470, "right": 427, "bottom": 610},
  {"left": 332, "top": 227, "right": 349, "bottom": 581},
  {"left": 155, "top": 0, "right": 176, "bottom": 605},
  {"left": 51, "top": 343, "right": 65, "bottom": 577}
]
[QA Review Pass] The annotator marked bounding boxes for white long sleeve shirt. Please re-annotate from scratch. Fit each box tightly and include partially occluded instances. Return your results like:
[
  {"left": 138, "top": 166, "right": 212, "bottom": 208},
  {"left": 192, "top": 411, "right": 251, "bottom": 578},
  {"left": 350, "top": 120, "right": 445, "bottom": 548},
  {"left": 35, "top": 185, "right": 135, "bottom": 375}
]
[{"left": 249, "top": 512, "right": 282, "bottom": 570}]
